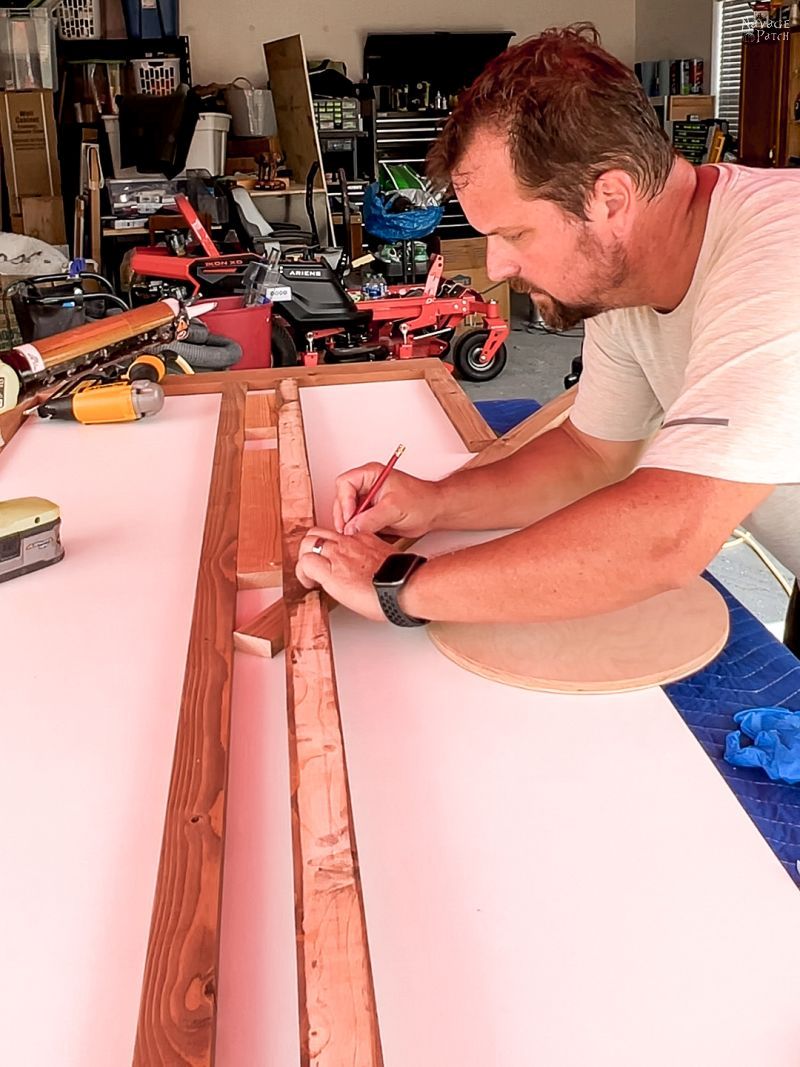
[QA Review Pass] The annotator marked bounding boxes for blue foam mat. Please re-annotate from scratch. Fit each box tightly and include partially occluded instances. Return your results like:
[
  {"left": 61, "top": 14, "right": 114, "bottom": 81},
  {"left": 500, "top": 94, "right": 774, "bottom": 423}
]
[
  {"left": 666, "top": 578, "right": 800, "bottom": 886},
  {"left": 479, "top": 397, "right": 800, "bottom": 886}
]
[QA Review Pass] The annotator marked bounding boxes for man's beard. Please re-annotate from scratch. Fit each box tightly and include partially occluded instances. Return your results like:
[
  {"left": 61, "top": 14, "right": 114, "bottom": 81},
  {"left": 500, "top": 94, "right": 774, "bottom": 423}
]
[
  {"left": 510, "top": 239, "right": 629, "bottom": 332},
  {"left": 511, "top": 281, "right": 604, "bottom": 331}
]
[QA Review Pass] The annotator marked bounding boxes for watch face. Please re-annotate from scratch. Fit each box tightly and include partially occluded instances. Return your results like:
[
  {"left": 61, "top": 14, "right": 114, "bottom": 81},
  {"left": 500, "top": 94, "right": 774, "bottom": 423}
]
[{"left": 374, "top": 553, "right": 425, "bottom": 587}]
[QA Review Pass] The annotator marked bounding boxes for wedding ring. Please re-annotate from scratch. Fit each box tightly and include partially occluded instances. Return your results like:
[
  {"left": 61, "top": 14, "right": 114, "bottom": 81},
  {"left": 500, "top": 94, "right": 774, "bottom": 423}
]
[{"left": 311, "top": 537, "right": 326, "bottom": 555}]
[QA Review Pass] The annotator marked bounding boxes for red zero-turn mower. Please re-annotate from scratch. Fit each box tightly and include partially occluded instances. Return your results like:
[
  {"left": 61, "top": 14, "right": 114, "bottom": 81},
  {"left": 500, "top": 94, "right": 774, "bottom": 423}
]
[{"left": 130, "top": 195, "right": 511, "bottom": 381}]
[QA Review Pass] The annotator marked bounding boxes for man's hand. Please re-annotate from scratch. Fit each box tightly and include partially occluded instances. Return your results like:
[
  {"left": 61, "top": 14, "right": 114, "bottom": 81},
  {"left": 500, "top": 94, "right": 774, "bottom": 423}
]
[
  {"left": 333, "top": 464, "right": 440, "bottom": 537},
  {"left": 296, "top": 527, "right": 397, "bottom": 621}
]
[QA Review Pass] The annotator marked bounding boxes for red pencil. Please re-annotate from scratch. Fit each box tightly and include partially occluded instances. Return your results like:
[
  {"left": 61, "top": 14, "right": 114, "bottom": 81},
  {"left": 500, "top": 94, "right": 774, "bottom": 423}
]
[{"left": 354, "top": 444, "right": 405, "bottom": 517}]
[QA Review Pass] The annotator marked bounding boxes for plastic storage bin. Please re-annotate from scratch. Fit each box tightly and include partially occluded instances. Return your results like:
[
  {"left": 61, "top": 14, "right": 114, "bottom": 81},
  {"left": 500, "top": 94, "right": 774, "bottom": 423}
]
[
  {"left": 57, "top": 0, "right": 102, "bottom": 40},
  {"left": 103, "top": 113, "right": 229, "bottom": 178},
  {"left": 122, "top": 0, "right": 179, "bottom": 39},
  {"left": 184, "top": 113, "right": 230, "bottom": 176},
  {"left": 0, "top": 8, "right": 57, "bottom": 91},
  {"left": 199, "top": 296, "right": 273, "bottom": 371}
]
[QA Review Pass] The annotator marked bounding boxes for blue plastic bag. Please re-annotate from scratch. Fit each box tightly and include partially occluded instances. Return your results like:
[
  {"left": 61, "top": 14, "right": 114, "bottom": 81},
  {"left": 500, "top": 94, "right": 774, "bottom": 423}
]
[
  {"left": 724, "top": 708, "right": 800, "bottom": 785},
  {"left": 362, "top": 182, "right": 443, "bottom": 242}
]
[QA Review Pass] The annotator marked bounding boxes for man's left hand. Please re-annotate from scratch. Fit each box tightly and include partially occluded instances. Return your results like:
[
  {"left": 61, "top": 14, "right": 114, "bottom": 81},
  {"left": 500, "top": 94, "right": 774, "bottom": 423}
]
[{"left": 296, "top": 527, "right": 396, "bottom": 621}]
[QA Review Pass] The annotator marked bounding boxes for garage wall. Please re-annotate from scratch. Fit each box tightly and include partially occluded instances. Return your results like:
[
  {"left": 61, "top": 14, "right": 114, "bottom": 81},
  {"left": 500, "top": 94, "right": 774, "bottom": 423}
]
[
  {"left": 181, "top": 1, "right": 636, "bottom": 87},
  {"left": 635, "top": 0, "right": 714, "bottom": 89}
]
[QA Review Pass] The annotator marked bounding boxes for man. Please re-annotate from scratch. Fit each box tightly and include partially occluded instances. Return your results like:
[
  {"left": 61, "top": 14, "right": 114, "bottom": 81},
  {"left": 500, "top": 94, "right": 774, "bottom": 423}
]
[{"left": 297, "top": 23, "right": 799, "bottom": 642}]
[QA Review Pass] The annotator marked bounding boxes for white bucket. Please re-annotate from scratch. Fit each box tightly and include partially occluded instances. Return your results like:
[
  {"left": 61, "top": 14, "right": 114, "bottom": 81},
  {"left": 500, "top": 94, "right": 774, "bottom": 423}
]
[
  {"left": 225, "top": 77, "right": 277, "bottom": 138},
  {"left": 102, "top": 112, "right": 231, "bottom": 179}
]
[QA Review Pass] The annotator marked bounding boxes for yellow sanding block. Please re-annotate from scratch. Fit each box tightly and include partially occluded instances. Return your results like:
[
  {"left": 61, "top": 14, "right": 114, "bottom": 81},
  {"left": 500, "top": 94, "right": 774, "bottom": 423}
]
[{"left": 0, "top": 497, "right": 64, "bottom": 583}]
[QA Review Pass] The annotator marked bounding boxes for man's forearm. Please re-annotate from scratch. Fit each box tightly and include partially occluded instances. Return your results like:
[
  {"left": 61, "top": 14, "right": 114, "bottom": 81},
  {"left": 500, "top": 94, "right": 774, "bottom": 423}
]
[
  {"left": 430, "top": 424, "right": 624, "bottom": 531},
  {"left": 401, "top": 470, "right": 745, "bottom": 624}
]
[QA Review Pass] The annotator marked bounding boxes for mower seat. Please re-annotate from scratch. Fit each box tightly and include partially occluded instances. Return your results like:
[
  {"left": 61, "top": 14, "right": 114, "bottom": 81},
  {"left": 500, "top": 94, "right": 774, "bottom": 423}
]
[
  {"left": 229, "top": 186, "right": 310, "bottom": 254},
  {"left": 278, "top": 260, "right": 372, "bottom": 331},
  {"left": 230, "top": 185, "right": 345, "bottom": 272}
]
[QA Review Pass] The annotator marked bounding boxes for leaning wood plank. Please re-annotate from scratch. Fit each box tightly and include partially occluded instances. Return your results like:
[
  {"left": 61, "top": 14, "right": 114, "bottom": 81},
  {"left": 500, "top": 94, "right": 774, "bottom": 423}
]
[
  {"left": 236, "top": 387, "right": 577, "bottom": 657},
  {"left": 237, "top": 448, "right": 282, "bottom": 588},
  {"left": 463, "top": 385, "right": 576, "bottom": 469},
  {"left": 161, "top": 358, "right": 438, "bottom": 397},
  {"left": 245, "top": 389, "right": 277, "bottom": 440},
  {"left": 132, "top": 382, "right": 246, "bottom": 1067},
  {"left": 423, "top": 362, "right": 496, "bottom": 451},
  {"left": 278, "top": 376, "right": 384, "bottom": 1067}
]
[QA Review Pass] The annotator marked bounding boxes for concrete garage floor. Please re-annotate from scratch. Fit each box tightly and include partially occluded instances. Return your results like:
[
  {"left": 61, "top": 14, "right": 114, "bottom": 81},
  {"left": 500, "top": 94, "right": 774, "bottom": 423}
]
[{"left": 460, "top": 294, "right": 794, "bottom": 638}]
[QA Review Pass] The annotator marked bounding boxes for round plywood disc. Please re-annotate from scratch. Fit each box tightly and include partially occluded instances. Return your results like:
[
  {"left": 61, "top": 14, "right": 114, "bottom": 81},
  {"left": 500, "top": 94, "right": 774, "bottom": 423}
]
[{"left": 428, "top": 578, "right": 729, "bottom": 694}]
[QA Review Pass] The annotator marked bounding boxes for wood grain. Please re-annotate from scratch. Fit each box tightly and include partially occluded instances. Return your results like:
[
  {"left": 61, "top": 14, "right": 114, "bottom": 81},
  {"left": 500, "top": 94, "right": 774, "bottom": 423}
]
[
  {"left": 237, "top": 447, "right": 281, "bottom": 589},
  {"left": 20, "top": 195, "right": 66, "bottom": 246},
  {"left": 234, "top": 591, "right": 340, "bottom": 658},
  {"left": 423, "top": 362, "right": 496, "bottom": 451},
  {"left": 429, "top": 577, "right": 729, "bottom": 694},
  {"left": 264, "top": 34, "right": 333, "bottom": 243},
  {"left": 161, "top": 359, "right": 437, "bottom": 396},
  {"left": 234, "top": 599, "right": 284, "bottom": 658},
  {"left": 132, "top": 381, "right": 246, "bottom": 1067},
  {"left": 278, "top": 377, "right": 383, "bottom": 1067},
  {"left": 245, "top": 389, "right": 277, "bottom": 439}
]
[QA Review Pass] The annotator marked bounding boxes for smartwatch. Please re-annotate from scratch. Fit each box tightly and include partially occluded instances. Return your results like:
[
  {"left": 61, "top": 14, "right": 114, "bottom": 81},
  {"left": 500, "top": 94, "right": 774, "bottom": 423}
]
[{"left": 372, "top": 553, "right": 430, "bottom": 627}]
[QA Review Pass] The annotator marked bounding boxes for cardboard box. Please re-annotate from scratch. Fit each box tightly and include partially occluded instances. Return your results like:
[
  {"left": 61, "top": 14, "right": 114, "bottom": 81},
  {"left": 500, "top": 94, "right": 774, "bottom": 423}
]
[
  {"left": 0, "top": 89, "right": 61, "bottom": 217},
  {"left": 440, "top": 236, "right": 511, "bottom": 323},
  {"left": 14, "top": 195, "right": 66, "bottom": 246},
  {"left": 667, "top": 94, "right": 715, "bottom": 123}
]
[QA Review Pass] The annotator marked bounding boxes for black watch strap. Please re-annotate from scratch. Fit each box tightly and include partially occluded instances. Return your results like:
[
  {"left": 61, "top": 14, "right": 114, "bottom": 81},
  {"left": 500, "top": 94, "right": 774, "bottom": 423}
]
[
  {"left": 375, "top": 585, "right": 429, "bottom": 627},
  {"left": 373, "top": 553, "right": 430, "bottom": 627}
]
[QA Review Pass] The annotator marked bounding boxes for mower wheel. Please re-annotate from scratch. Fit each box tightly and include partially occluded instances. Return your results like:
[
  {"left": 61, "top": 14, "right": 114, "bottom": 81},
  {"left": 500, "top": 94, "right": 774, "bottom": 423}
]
[
  {"left": 271, "top": 320, "right": 299, "bottom": 367},
  {"left": 452, "top": 330, "right": 507, "bottom": 382}
]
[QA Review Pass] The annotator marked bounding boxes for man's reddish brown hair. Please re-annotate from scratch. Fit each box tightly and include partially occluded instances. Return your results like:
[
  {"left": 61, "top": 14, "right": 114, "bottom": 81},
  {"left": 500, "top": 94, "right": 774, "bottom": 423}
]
[{"left": 427, "top": 23, "right": 675, "bottom": 218}]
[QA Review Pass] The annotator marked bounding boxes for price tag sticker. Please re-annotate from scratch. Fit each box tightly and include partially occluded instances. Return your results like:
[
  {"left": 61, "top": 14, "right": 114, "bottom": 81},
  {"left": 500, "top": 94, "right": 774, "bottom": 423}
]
[{"left": 266, "top": 286, "right": 292, "bottom": 302}]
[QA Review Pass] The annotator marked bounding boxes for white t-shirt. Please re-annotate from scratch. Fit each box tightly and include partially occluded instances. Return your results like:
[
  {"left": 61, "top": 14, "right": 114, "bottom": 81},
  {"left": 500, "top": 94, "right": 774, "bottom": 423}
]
[{"left": 570, "top": 163, "right": 800, "bottom": 577}]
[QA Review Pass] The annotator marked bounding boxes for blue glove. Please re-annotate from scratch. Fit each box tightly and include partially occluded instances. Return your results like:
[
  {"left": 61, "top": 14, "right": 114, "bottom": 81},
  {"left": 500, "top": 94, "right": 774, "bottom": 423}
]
[{"left": 724, "top": 708, "right": 800, "bottom": 785}]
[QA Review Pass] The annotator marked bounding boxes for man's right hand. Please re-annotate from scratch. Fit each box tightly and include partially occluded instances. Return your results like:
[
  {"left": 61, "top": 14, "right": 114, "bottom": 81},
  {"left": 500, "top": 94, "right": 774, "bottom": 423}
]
[{"left": 333, "top": 463, "right": 440, "bottom": 538}]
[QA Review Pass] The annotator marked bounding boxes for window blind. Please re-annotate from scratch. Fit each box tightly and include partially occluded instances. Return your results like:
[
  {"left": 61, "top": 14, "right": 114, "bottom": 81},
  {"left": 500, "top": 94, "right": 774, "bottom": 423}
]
[{"left": 717, "top": 0, "right": 753, "bottom": 137}]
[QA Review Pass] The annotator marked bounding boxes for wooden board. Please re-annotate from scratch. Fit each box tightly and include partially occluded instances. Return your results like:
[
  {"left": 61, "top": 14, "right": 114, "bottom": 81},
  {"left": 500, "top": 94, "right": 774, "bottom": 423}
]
[
  {"left": 245, "top": 390, "right": 277, "bottom": 440},
  {"left": 277, "top": 378, "right": 383, "bottom": 1065},
  {"left": 20, "top": 195, "right": 67, "bottom": 246},
  {"left": 264, "top": 35, "right": 333, "bottom": 245},
  {"left": 133, "top": 383, "right": 246, "bottom": 1067},
  {"left": 423, "top": 362, "right": 495, "bottom": 452},
  {"left": 237, "top": 448, "right": 281, "bottom": 589},
  {"left": 429, "top": 577, "right": 730, "bottom": 694},
  {"left": 160, "top": 358, "right": 440, "bottom": 396}
]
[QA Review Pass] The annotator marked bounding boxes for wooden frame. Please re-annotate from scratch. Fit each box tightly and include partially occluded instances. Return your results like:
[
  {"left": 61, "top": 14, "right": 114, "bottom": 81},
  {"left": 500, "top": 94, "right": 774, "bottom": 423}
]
[{"left": 0, "top": 360, "right": 573, "bottom": 1064}]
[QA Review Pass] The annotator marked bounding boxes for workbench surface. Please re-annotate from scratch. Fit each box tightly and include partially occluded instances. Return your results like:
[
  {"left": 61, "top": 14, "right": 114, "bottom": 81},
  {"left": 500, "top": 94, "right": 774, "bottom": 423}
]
[{"left": 2, "top": 379, "right": 800, "bottom": 1066}]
